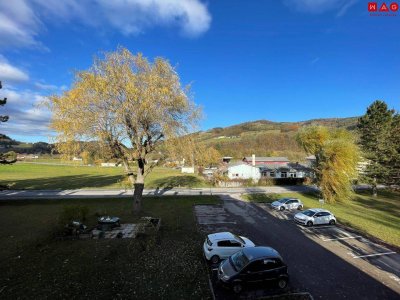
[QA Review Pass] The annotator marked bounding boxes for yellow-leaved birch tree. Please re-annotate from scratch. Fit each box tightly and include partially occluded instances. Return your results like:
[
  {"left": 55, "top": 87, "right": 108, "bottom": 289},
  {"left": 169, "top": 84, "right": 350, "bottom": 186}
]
[{"left": 48, "top": 47, "right": 200, "bottom": 212}]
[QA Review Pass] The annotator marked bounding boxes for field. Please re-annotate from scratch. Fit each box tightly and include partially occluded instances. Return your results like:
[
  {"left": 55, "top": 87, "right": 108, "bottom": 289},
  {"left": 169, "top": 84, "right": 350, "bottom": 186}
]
[
  {"left": 243, "top": 190, "right": 400, "bottom": 248},
  {"left": 0, "top": 162, "right": 208, "bottom": 190},
  {"left": 0, "top": 196, "right": 219, "bottom": 299}
]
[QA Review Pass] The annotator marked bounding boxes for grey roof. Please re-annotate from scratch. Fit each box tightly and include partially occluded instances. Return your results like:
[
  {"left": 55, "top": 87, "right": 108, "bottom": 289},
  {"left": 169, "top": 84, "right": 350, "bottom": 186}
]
[
  {"left": 258, "top": 162, "right": 311, "bottom": 171},
  {"left": 243, "top": 156, "right": 289, "bottom": 162}
]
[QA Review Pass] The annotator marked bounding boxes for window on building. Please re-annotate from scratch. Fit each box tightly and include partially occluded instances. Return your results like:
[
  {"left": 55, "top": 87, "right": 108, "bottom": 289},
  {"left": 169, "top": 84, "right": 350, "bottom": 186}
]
[
  {"left": 289, "top": 172, "right": 296, "bottom": 178},
  {"left": 270, "top": 172, "right": 275, "bottom": 177},
  {"left": 281, "top": 172, "right": 287, "bottom": 178}
]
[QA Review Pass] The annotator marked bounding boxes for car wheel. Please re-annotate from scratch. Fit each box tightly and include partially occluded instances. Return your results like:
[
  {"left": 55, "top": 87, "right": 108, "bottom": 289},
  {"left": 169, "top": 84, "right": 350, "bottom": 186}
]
[
  {"left": 210, "top": 255, "right": 219, "bottom": 264},
  {"left": 277, "top": 278, "right": 288, "bottom": 289},
  {"left": 329, "top": 219, "right": 336, "bottom": 225},
  {"left": 306, "top": 221, "right": 313, "bottom": 227},
  {"left": 297, "top": 205, "right": 303, "bottom": 210},
  {"left": 280, "top": 206, "right": 285, "bottom": 211},
  {"left": 233, "top": 282, "right": 243, "bottom": 294}
]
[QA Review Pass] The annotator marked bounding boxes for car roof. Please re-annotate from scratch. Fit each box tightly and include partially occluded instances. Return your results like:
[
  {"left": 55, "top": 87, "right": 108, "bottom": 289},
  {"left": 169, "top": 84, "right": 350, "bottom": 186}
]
[
  {"left": 207, "top": 232, "right": 236, "bottom": 241},
  {"left": 307, "top": 208, "right": 331, "bottom": 213},
  {"left": 242, "top": 246, "right": 282, "bottom": 261}
]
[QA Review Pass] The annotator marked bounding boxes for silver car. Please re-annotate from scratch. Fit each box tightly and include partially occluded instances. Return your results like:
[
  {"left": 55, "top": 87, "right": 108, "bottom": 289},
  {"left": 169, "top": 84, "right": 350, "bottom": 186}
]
[
  {"left": 271, "top": 198, "right": 303, "bottom": 211},
  {"left": 294, "top": 208, "right": 336, "bottom": 226}
]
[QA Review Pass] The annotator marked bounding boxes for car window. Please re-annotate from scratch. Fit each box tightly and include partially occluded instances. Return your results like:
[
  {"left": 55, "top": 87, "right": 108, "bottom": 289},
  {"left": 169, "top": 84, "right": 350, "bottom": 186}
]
[
  {"left": 315, "top": 213, "right": 323, "bottom": 217},
  {"left": 230, "top": 240, "right": 241, "bottom": 247},
  {"left": 217, "top": 240, "right": 231, "bottom": 247},
  {"left": 302, "top": 210, "right": 315, "bottom": 217},
  {"left": 278, "top": 198, "right": 289, "bottom": 203},
  {"left": 293, "top": 200, "right": 299, "bottom": 203},
  {"left": 247, "top": 260, "right": 265, "bottom": 272},
  {"left": 230, "top": 251, "right": 249, "bottom": 271},
  {"left": 321, "top": 212, "right": 331, "bottom": 216}
]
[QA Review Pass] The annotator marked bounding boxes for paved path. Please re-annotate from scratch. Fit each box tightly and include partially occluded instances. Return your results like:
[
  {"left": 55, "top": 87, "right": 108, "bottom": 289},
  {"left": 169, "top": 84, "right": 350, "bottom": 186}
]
[
  {"left": 196, "top": 194, "right": 400, "bottom": 299},
  {"left": 0, "top": 186, "right": 312, "bottom": 200}
]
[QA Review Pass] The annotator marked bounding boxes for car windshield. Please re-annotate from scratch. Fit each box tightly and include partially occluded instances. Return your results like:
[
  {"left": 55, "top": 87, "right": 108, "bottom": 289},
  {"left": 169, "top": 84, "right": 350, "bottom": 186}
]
[
  {"left": 230, "top": 251, "right": 249, "bottom": 272},
  {"left": 278, "top": 198, "right": 289, "bottom": 203},
  {"left": 233, "top": 234, "right": 245, "bottom": 244},
  {"left": 302, "top": 210, "right": 316, "bottom": 217}
]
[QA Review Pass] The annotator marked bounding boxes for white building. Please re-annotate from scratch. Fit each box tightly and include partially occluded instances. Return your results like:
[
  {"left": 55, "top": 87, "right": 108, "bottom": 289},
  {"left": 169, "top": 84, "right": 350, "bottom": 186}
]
[
  {"left": 181, "top": 167, "right": 195, "bottom": 174},
  {"left": 226, "top": 163, "right": 261, "bottom": 181}
]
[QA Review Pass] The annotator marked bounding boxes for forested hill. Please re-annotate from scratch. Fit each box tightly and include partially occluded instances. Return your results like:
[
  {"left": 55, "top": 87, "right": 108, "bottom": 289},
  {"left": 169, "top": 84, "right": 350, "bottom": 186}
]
[{"left": 194, "top": 117, "right": 359, "bottom": 161}]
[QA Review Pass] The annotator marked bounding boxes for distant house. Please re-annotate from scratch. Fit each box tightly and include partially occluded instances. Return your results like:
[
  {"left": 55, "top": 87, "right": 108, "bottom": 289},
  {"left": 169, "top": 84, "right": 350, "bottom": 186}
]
[
  {"left": 226, "top": 162, "right": 261, "bottom": 181},
  {"left": 72, "top": 157, "right": 82, "bottom": 161},
  {"left": 222, "top": 156, "right": 233, "bottom": 163},
  {"left": 259, "top": 162, "right": 311, "bottom": 179},
  {"left": 202, "top": 167, "right": 218, "bottom": 177},
  {"left": 181, "top": 167, "right": 195, "bottom": 174},
  {"left": 242, "top": 155, "right": 311, "bottom": 179},
  {"left": 101, "top": 162, "right": 120, "bottom": 167}
]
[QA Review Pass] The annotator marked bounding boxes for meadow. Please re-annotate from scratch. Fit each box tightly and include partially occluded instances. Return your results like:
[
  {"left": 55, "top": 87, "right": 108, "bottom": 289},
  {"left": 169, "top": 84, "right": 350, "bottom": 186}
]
[{"left": 0, "top": 162, "right": 208, "bottom": 190}]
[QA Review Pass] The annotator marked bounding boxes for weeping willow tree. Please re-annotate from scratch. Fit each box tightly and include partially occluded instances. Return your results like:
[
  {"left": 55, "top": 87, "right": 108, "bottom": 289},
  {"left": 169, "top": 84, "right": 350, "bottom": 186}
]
[
  {"left": 297, "top": 126, "right": 359, "bottom": 203},
  {"left": 48, "top": 47, "right": 200, "bottom": 212},
  {"left": 164, "top": 135, "right": 221, "bottom": 168}
]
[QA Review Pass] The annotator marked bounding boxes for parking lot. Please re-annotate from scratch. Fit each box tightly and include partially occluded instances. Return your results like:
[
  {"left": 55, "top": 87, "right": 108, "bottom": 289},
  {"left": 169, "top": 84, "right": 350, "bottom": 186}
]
[{"left": 195, "top": 194, "right": 400, "bottom": 299}]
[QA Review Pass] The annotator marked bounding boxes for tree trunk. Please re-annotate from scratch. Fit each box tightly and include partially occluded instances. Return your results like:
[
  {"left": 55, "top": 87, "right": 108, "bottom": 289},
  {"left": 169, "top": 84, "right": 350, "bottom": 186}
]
[
  {"left": 372, "top": 177, "right": 378, "bottom": 197},
  {"left": 133, "top": 183, "right": 143, "bottom": 213},
  {"left": 133, "top": 158, "right": 145, "bottom": 213}
]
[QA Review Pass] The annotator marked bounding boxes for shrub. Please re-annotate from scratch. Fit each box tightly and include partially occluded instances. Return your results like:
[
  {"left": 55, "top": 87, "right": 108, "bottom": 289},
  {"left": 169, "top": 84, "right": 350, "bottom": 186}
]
[{"left": 58, "top": 205, "right": 89, "bottom": 225}]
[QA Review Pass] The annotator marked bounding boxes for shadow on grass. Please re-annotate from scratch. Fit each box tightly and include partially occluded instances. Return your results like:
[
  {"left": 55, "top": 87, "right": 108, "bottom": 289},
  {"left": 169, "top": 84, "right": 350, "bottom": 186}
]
[
  {"left": 353, "top": 193, "right": 400, "bottom": 216},
  {"left": 1, "top": 174, "right": 124, "bottom": 190},
  {"left": 150, "top": 175, "right": 203, "bottom": 189}
]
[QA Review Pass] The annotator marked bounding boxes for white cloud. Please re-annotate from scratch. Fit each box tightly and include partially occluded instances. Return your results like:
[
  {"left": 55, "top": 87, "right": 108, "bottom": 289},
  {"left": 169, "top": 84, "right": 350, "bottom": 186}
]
[
  {"left": 0, "top": 0, "right": 211, "bottom": 50},
  {"left": 0, "top": 87, "right": 52, "bottom": 138},
  {"left": 284, "top": 0, "right": 358, "bottom": 16},
  {"left": 0, "top": 0, "right": 42, "bottom": 49},
  {"left": 0, "top": 56, "right": 29, "bottom": 82},
  {"left": 35, "top": 82, "right": 59, "bottom": 91}
]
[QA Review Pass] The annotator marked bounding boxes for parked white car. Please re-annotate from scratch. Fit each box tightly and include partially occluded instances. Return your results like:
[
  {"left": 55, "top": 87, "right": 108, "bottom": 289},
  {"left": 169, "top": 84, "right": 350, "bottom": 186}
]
[
  {"left": 271, "top": 198, "right": 303, "bottom": 211},
  {"left": 203, "top": 232, "right": 255, "bottom": 264},
  {"left": 294, "top": 208, "right": 336, "bottom": 226}
]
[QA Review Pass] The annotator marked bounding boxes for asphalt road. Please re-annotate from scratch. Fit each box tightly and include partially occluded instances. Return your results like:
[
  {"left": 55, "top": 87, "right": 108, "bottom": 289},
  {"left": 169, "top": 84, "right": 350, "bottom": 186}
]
[
  {"left": 195, "top": 194, "right": 400, "bottom": 299},
  {"left": 0, "top": 186, "right": 312, "bottom": 200}
]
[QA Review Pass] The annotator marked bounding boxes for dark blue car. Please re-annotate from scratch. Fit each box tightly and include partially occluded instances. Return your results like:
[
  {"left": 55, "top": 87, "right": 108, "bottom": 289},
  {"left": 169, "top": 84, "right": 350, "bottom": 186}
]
[{"left": 218, "top": 246, "right": 289, "bottom": 293}]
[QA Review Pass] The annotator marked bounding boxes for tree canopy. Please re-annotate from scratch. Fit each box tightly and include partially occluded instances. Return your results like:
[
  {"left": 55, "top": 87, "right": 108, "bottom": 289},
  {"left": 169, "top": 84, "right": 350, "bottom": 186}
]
[
  {"left": 0, "top": 81, "right": 17, "bottom": 165},
  {"left": 297, "top": 126, "right": 359, "bottom": 203},
  {"left": 48, "top": 47, "right": 200, "bottom": 212},
  {"left": 357, "top": 100, "right": 400, "bottom": 188}
]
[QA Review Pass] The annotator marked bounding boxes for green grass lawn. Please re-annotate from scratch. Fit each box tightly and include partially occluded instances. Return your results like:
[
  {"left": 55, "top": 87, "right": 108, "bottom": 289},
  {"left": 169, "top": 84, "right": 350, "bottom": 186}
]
[
  {"left": 0, "top": 196, "right": 219, "bottom": 299},
  {"left": 243, "top": 190, "right": 400, "bottom": 248},
  {"left": 0, "top": 163, "right": 208, "bottom": 189}
]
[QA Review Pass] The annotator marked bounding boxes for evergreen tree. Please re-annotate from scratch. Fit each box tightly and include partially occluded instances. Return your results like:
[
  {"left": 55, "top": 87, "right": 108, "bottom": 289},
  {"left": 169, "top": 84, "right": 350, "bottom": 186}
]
[
  {"left": 357, "top": 100, "right": 399, "bottom": 193},
  {"left": 0, "top": 81, "right": 17, "bottom": 164}
]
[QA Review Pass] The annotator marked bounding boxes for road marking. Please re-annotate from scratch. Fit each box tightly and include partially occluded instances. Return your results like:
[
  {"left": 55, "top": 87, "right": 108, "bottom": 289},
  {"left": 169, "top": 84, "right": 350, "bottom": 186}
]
[
  {"left": 198, "top": 221, "right": 237, "bottom": 225},
  {"left": 322, "top": 235, "right": 362, "bottom": 241},
  {"left": 351, "top": 251, "right": 396, "bottom": 259}
]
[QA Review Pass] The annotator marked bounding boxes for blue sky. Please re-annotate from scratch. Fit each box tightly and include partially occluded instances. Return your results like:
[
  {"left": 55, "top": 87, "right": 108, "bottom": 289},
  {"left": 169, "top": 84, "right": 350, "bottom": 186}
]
[{"left": 0, "top": 0, "right": 399, "bottom": 142}]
